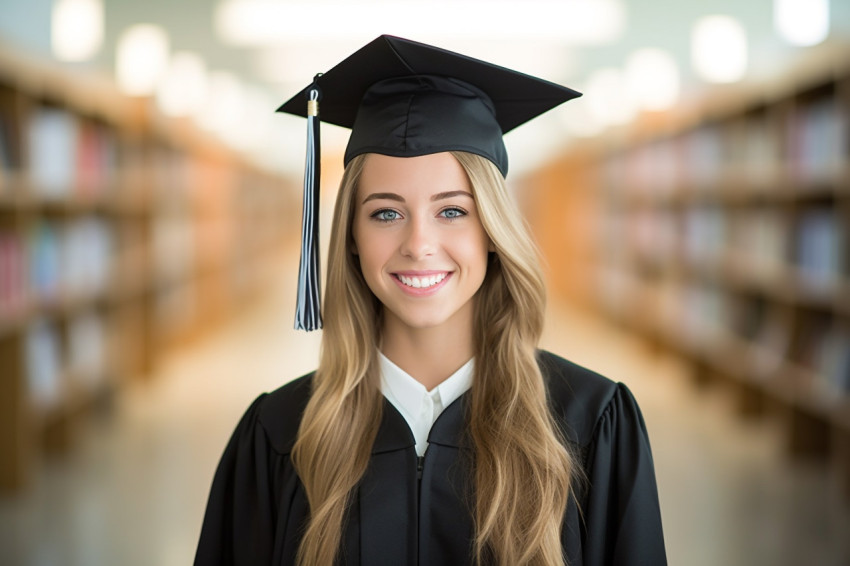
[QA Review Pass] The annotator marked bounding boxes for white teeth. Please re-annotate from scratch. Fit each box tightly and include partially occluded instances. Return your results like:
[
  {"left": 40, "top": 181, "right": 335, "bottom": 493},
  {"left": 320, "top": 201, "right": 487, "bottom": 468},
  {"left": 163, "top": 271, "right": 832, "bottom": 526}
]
[{"left": 398, "top": 273, "right": 447, "bottom": 288}]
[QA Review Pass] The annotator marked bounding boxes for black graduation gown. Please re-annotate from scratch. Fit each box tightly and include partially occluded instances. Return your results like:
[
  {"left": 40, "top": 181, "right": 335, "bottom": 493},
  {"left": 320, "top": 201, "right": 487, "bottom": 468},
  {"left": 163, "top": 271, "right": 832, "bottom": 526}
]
[{"left": 194, "top": 350, "right": 667, "bottom": 565}]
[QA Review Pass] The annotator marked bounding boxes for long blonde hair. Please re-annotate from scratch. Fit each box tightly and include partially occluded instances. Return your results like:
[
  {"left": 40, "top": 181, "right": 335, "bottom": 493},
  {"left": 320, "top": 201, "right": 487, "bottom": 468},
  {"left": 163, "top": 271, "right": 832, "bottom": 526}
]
[{"left": 292, "top": 151, "right": 573, "bottom": 566}]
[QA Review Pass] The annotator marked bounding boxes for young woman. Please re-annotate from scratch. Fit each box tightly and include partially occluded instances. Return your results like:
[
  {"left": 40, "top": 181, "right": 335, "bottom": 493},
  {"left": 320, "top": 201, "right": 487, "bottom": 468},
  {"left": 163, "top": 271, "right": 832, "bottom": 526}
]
[{"left": 195, "top": 36, "right": 666, "bottom": 566}]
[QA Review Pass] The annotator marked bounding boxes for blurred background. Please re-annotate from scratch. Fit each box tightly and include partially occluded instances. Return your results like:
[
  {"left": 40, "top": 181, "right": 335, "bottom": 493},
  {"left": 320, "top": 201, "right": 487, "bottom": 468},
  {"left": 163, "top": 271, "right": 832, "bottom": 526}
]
[{"left": 0, "top": 1, "right": 849, "bottom": 565}]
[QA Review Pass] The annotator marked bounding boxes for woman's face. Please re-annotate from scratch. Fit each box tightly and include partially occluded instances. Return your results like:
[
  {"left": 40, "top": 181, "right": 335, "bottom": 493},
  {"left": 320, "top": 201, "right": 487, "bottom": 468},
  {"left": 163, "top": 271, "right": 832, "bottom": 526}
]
[{"left": 352, "top": 152, "right": 491, "bottom": 335}]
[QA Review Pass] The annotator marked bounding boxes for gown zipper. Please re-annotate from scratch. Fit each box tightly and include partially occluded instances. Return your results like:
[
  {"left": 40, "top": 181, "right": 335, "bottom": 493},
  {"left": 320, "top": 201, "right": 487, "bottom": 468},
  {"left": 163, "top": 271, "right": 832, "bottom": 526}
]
[{"left": 416, "top": 455, "right": 425, "bottom": 481}]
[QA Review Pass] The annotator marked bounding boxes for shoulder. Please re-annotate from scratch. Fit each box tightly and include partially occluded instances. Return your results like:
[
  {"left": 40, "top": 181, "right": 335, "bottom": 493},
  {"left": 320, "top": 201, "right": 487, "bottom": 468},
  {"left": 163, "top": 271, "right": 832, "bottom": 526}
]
[
  {"left": 248, "top": 371, "right": 315, "bottom": 455},
  {"left": 535, "top": 349, "right": 631, "bottom": 448}
]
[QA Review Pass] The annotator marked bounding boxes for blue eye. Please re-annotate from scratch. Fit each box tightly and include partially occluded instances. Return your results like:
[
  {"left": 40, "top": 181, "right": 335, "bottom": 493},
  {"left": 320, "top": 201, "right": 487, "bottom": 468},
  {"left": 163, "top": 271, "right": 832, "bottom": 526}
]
[
  {"left": 371, "top": 209, "right": 401, "bottom": 222},
  {"left": 440, "top": 207, "right": 466, "bottom": 220}
]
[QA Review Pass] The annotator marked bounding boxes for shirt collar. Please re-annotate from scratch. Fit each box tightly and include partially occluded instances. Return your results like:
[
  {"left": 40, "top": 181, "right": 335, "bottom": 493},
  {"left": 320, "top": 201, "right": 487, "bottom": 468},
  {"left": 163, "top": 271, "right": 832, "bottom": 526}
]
[{"left": 379, "top": 352, "right": 474, "bottom": 419}]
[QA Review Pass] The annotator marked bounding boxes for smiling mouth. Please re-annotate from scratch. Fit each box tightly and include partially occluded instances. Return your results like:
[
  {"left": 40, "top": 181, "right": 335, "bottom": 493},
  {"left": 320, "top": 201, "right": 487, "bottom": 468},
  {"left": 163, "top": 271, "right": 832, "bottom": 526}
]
[{"left": 393, "top": 272, "right": 450, "bottom": 289}]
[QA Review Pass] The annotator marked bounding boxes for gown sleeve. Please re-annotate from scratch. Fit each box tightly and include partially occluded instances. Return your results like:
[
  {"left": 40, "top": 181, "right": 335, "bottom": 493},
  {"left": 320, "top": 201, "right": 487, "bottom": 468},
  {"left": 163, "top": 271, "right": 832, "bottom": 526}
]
[
  {"left": 194, "top": 394, "right": 292, "bottom": 566},
  {"left": 581, "top": 383, "right": 667, "bottom": 566}
]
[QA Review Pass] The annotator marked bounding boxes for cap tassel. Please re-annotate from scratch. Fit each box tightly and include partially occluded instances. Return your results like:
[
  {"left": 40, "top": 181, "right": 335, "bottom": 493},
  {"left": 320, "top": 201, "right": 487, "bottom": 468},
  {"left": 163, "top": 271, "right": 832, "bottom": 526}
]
[{"left": 295, "top": 80, "right": 323, "bottom": 331}]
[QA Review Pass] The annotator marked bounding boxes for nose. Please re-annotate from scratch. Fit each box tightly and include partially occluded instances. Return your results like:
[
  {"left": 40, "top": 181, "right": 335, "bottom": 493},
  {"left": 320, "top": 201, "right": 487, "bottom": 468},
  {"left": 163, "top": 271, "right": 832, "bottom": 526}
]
[{"left": 399, "top": 216, "right": 435, "bottom": 260}]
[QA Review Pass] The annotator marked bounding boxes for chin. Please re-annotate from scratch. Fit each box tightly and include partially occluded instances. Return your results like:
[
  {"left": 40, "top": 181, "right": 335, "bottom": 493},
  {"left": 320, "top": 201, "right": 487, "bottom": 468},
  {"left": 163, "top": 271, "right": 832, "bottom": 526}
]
[
  {"left": 383, "top": 301, "right": 473, "bottom": 334},
  {"left": 391, "top": 312, "right": 450, "bottom": 330}
]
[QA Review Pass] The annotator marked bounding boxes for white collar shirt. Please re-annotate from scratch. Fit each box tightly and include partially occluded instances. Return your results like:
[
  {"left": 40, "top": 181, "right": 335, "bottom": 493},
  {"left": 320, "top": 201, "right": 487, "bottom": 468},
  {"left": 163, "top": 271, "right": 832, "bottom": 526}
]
[{"left": 379, "top": 352, "right": 474, "bottom": 457}]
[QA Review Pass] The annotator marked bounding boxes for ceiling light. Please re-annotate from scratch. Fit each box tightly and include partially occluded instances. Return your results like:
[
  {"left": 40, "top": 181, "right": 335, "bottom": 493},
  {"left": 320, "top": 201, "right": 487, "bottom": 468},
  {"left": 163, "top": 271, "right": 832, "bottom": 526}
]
[
  {"left": 198, "top": 71, "right": 245, "bottom": 137},
  {"left": 156, "top": 52, "right": 209, "bottom": 118},
  {"left": 584, "top": 68, "right": 637, "bottom": 128},
  {"left": 52, "top": 0, "right": 103, "bottom": 62},
  {"left": 692, "top": 16, "right": 748, "bottom": 84},
  {"left": 625, "top": 48, "right": 680, "bottom": 111},
  {"left": 116, "top": 24, "right": 170, "bottom": 96},
  {"left": 216, "top": 0, "right": 624, "bottom": 46},
  {"left": 775, "top": 0, "right": 830, "bottom": 46}
]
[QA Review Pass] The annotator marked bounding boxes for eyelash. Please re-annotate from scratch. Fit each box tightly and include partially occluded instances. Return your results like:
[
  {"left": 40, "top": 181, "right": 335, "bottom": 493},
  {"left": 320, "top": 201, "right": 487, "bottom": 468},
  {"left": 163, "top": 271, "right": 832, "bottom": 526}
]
[
  {"left": 370, "top": 209, "right": 402, "bottom": 223},
  {"left": 369, "top": 207, "right": 468, "bottom": 223},
  {"left": 439, "top": 207, "right": 467, "bottom": 220}
]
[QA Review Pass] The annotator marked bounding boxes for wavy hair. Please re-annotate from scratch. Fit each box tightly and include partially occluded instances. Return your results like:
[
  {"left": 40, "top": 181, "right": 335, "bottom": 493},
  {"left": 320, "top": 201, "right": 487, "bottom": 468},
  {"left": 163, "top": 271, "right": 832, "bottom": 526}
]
[{"left": 292, "top": 151, "right": 573, "bottom": 566}]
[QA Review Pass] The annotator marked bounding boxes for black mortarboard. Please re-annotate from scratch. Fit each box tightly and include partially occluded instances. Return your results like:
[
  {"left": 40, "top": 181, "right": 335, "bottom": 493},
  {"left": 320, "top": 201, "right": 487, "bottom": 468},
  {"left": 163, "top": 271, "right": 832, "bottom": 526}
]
[{"left": 278, "top": 35, "right": 581, "bottom": 331}]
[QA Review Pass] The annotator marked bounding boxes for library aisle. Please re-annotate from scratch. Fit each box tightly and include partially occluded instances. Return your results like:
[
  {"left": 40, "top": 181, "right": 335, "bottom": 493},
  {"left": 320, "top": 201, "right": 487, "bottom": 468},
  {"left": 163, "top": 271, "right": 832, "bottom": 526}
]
[{"left": 0, "top": 260, "right": 849, "bottom": 566}]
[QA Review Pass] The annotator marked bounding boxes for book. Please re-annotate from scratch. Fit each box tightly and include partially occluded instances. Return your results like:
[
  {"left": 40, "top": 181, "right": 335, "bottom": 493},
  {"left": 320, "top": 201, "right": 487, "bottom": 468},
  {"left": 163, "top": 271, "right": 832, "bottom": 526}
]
[
  {"left": 0, "top": 230, "right": 26, "bottom": 319},
  {"left": 685, "top": 124, "right": 723, "bottom": 191},
  {"left": 28, "top": 107, "right": 78, "bottom": 198},
  {"left": 683, "top": 205, "right": 726, "bottom": 266},
  {"left": 794, "top": 208, "right": 842, "bottom": 293},
  {"left": 626, "top": 139, "right": 680, "bottom": 198},
  {"left": 789, "top": 96, "right": 848, "bottom": 184},
  {"left": 27, "top": 221, "right": 61, "bottom": 303},
  {"left": 742, "top": 112, "right": 781, "bottom": 187},
  {"left": 729, "top": 207, "right": 788, "bottom": 280},
  {"left": 633, "top": 207, "right": 677, "bottom": 265},
  {"left": 25, "top": 317, "right": 62, "bottom": 409},
  {"left": 75, "top": 120, "right": 117, "bottom": 198},
  {"left": 61, "top": 216, "right": 113, "bottom": 299}
]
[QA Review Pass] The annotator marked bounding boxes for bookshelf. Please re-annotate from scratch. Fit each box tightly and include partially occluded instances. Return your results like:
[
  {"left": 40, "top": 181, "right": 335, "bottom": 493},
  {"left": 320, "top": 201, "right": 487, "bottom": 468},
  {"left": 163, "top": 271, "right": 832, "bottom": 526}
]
[
  {"left": 0, "top": 48, "right": 297, "bottom": 491},
  {"left": 524, "top": 43, "right": 850, "bottom": 501}
]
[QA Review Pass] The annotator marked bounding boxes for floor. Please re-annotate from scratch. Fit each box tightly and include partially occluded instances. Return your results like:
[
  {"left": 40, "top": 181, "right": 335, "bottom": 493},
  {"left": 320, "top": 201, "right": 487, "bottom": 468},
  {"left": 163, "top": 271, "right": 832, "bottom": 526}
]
[{"left": 1, "top": 268, "right": 849, "bottom": 566}]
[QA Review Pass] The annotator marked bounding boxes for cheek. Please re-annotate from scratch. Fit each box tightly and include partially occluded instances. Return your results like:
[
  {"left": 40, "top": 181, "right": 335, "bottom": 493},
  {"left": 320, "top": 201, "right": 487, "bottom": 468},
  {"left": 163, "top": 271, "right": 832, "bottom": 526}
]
[
  {"left": 354, "top": 235, "right": 392, "bottom": 279},
  {"left": 463, "top": 228, "right": 492, "bottom": 266}
]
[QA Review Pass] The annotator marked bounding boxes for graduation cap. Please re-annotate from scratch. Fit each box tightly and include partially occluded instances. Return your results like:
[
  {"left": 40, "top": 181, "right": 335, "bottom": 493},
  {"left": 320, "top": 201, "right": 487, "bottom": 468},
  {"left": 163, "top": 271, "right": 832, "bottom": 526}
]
[{"left": 277, "top": 35, "right": 581, "bottom": 331}]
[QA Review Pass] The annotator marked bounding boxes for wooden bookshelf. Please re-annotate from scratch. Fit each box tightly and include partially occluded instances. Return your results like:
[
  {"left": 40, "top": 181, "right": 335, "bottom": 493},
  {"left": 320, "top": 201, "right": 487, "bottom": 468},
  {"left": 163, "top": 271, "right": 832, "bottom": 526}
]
[
  {"left": 0, "top": 48, "right": 298, "bottom": 491},
  {"left": 524, "top": 42, "right": 850, "bottom": 502}
]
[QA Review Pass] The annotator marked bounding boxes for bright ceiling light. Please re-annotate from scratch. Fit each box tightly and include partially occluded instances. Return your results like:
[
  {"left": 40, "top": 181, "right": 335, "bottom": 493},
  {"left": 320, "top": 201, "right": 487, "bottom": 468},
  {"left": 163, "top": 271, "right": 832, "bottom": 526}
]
[
  {"left": 156, "top": 52, "right": 208, "bottom": 118},
  {"left": 116, "top": 24, "right": 170, "bottom": 96},
  {"left": 775, "top": 0, "right": 830, "bottom": 46},
  {"left": 584, "top": 68, "right": 637, "bottom": 128},
  {"left": 692, "top": 16, "right": 748, "bottom": 84},
  {"left": 230, "top": 86, "right": 276, "bottom": 152},
  {"left": 625, "top": 48, "right": 680, "bottom": 111},
  {"left": 198, "top": 71, "right": 246, "bottom": 137},
  {"left": 215, "top": 0, "right": 625, "bottom": 46},
  {"left": 51, "top": 0, "right": 103, "bottom": 62}
]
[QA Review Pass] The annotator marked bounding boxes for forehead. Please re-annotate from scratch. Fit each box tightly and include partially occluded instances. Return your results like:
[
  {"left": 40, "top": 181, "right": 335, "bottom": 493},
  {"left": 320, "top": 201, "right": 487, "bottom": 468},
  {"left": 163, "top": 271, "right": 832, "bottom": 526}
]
[{"left": 357, "top": 153, "right": 472, "bottom": 199}]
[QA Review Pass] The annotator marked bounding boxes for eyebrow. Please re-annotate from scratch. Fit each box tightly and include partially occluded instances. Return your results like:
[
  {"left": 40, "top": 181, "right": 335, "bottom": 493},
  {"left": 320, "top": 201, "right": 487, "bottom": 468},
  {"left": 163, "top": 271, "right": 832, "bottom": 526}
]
[{"left": 361, "top": 190, "right": 474, "bottom": 204}]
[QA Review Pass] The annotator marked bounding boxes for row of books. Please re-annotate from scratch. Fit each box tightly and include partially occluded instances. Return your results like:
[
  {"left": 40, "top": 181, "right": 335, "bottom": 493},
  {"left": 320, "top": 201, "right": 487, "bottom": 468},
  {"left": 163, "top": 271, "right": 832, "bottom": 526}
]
[
  {"left": 25, "top": 312, "right": 108, "bottom": 410},
  {"left": 603, "top": 94, "right": 848, "bottom": 195},
  {"left": 793, "top": 208, "right": 845, "bottom": 292},
  {"left": 1, "top": 72, "right": 216, "bottom": 202},
  {"left": 599, "top": 267, "right": 850, "bottom": 397},
  {"left": 26, "top": 106, "right": 119, "bottom": 198},
  {"left": 788, "top": 97, "right": 848, "bottom": 184},
  {"left": 681, "top": 206, "right": 726, "bottom": 263},
  {"left": 0, "top": 217, "right": 114, "bottom": 319},
  {"left": 727, "top": 209, "right": 788, "bottom": 277},
  {"left": 609, "top": 205, "right": 846, "bottom": 285}
]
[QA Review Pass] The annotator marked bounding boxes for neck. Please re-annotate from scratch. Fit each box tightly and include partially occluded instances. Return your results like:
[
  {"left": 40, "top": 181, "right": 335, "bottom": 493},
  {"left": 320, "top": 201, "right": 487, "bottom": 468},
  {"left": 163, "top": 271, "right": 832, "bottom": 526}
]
[{"left": 380, "top": 309, "right": 474, "bottom": 391}]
